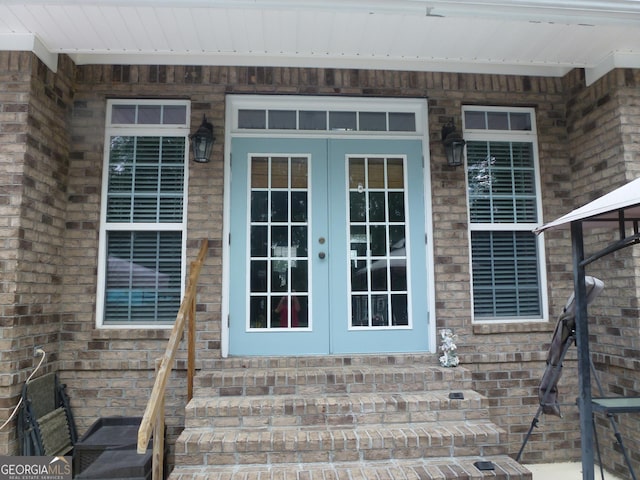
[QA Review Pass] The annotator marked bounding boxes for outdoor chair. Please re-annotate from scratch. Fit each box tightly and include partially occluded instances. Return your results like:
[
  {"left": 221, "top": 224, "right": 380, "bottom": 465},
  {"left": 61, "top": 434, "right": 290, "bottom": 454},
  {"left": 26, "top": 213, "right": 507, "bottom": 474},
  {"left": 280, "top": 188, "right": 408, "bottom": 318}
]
[{"left": 17, "top": 371, "right": 78, "bottom": 457}]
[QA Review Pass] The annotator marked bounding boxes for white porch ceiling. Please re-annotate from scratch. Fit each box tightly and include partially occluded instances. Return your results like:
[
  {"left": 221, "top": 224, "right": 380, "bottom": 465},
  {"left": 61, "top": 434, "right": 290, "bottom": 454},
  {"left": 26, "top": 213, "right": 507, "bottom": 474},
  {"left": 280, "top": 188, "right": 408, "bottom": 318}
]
[{"left": 1, "top": 1, "right": 640, "bottom": 84}]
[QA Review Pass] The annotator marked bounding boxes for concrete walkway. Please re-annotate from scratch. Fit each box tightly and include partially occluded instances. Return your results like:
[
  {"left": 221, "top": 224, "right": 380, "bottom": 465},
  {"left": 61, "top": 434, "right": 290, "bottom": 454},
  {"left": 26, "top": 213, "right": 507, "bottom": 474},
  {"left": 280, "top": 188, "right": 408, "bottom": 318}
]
[{"left": 526, "top": 463, "right": 625, "bottom": 480}]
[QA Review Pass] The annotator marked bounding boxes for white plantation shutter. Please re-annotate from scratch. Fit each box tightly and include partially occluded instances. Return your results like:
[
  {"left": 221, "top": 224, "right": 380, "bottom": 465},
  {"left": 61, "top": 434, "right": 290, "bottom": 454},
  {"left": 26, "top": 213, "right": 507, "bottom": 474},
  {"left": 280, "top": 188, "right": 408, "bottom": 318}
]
[
  {"left": 107, "top": 136, "right": 185, "bottom": 223},
  {"left": 464, "top": 107, "right": 545, "bottom": 322},
  {"left": 98, "top": 100, "right": 189, "bottom": 327},
  {"left": 471, "top": 231, "right": 541, "bottom": 318},
  {"left": 105, "top": 231, "right": 183, "bottom": 323}
]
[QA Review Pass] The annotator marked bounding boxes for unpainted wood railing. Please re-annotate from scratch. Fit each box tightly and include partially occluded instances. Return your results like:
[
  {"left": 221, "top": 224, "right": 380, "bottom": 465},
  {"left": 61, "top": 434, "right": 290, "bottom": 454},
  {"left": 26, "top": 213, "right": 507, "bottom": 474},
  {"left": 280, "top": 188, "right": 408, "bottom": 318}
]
[{"left": 137, "top": 239, "right": 208, "bottom": 480}]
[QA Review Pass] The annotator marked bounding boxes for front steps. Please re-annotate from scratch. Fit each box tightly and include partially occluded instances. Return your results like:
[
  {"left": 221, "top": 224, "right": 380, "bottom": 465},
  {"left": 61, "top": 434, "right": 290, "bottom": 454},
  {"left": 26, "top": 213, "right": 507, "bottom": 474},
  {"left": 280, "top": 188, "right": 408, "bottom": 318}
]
[{"left": 170, "top": 354, "right": 531, "bottom": 479}]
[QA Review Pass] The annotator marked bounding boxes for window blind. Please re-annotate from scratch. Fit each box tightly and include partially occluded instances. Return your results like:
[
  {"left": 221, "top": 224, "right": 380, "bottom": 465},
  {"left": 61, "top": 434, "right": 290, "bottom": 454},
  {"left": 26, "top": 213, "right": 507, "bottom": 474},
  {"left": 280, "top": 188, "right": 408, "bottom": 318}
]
[
  {"left": 471, "top": 231, "right": 541, "bottom": 318},
  {"left": 105, "top": 231, "right": 183, "bottom": 324},
  {"left": 100, "top": 100, "right": 189, "bottom": 327}
]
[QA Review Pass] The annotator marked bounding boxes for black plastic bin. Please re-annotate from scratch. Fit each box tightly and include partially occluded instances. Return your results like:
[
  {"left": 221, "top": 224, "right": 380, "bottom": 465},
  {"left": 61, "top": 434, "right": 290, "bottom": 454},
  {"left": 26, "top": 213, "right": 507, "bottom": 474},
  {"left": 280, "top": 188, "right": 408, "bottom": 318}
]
[
  {"left": 75, "top": 446, "right": 152, "bottom": 480},
  {"left": 74, "top": 417, "right": 147, "bottom": 476}
]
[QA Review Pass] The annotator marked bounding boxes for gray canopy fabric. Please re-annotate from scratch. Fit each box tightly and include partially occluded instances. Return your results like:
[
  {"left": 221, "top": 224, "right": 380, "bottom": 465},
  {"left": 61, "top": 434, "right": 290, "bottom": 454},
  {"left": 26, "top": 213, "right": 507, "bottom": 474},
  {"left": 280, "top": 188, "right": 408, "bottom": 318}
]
[{"left": 535, "top": 177, "right": 640, "bottom": 233}]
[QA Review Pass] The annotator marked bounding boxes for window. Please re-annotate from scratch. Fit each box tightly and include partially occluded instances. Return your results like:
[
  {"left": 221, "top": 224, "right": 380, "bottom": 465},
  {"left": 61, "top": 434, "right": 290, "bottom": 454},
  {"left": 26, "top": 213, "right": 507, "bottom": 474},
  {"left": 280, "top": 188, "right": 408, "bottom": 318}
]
[
  {"left": 236, "top": 108, "right": 417, "bottom": 132},
  {"left": 97, "top": 100, "right": 189, "bottom": 328},
  {"left": 464, "top": 107, "right": 547, "bottom": 322}
]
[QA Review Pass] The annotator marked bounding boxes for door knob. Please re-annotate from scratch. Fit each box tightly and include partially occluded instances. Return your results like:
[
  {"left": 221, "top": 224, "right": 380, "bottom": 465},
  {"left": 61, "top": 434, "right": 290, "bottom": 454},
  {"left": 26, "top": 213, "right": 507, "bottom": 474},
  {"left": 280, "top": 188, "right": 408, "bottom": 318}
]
[{"left": 318, "top": 252, "right": 326, "bottom": 259}]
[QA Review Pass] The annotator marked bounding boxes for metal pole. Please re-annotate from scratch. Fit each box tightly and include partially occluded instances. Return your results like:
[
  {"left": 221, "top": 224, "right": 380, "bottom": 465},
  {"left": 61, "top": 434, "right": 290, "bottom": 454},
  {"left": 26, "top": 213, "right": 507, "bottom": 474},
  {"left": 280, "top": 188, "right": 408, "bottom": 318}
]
[{"left": 571, "top": 220, "right": 594, "bottom": 480}]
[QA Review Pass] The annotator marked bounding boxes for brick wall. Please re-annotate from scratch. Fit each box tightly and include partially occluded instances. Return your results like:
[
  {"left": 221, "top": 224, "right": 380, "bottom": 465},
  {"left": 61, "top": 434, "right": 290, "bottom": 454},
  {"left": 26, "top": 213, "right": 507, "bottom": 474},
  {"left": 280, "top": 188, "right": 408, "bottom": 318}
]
[
  {"left": 0, "top": 51, "right": 74, "bottom": 455},
  {"left": 60, "top": 64, "right": 579, "bottom": 466},
  {"left": 2, "top": 56, "right": 638, "bottom": 472}
]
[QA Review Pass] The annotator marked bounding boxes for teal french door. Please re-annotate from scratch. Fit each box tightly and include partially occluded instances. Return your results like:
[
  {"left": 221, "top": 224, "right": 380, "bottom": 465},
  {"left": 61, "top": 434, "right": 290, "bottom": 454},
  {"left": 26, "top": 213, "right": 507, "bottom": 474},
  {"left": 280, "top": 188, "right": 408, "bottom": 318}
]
[{"left": 228, "top": 137, "right": 429, "bottom": 355}]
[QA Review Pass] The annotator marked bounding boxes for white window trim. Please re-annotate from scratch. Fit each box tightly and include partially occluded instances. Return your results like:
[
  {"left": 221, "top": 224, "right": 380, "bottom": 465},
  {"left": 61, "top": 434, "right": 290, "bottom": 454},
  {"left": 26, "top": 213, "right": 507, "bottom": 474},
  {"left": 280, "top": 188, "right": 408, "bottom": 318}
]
[
  {"left": 463, "top": 106, "right": 548, "bottom": 324},
  {"left": 96, "top": 99, "right": 190, "bottom": 329}
]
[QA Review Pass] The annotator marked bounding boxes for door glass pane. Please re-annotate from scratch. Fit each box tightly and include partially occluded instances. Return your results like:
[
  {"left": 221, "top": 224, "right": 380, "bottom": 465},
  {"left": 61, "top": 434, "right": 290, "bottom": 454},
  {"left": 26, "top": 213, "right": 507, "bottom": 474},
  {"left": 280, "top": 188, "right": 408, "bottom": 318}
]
[
  {"left": 349, "top": 158, "right": 365, "bottom": 189},
  {"left": 271, "top": 192, "right": 288, "bottom": 222},
  {"left": 391, "top": 294, "right": 408, "bottom": 325},
  {"left": 368, "top": 158, "right": 385, "bottom": 188},
  {"left": 369, "top": 192, "right": 386, "bottom": 222},
  {"left": 387, "top": 158, "right": 404, "bottom": 188},
  {"left": 250, "top": 226, "right": 268, "bottom": 256},
  {"left": 251, "top": 192, "right": 268, "bottom": 221},
  {"left": 251, "top": 157, "right": 268, "bottom": 188},
  {"left": 249, "top": 155, "right": 310, "bottom": 330},
  {"left": 291, "top": 192, "right": 307, "bottom": 222},
  {"left": 388, "top": 192, "right": 405, "bottom": 222},
  {"left": 348, "top": 156, "right": 409, "bottom": 328},
  {"left": 291, "top": 157, "right": 308, "bottom": 188},
  {"left": 250, "top": 297, "right": 268, "bottom": 328},
  {"left": 271, "top": 157, "right": 289, "bottom": 188}
]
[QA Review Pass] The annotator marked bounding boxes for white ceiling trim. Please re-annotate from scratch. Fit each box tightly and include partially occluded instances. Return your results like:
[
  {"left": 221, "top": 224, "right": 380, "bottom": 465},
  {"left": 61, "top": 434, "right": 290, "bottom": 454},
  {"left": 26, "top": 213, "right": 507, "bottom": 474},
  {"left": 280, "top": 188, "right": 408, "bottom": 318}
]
[
  {"left": 0, "top": 32, "right": 58, "bottom": 71},
  {"left": 1, "top": 1, "right": 640, "bottom": 82},
  {"left": 68, "top": 51, "right": 576, "bottom": 79},
  {"left": 585, "top": 52, "right": 640, "bottom": 85}
]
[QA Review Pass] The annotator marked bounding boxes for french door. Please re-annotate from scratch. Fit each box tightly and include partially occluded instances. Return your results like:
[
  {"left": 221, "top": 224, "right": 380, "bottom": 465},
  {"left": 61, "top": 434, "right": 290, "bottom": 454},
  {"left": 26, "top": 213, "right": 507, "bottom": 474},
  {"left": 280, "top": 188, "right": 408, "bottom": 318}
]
[{"left": 228, "top": 136, "right": 430, "bottom": 355}]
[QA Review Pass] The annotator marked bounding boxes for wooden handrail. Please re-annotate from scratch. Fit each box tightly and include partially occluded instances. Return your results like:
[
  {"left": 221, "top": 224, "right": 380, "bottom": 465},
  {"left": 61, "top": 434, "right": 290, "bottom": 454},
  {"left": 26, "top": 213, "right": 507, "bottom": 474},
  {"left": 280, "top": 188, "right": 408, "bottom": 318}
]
[{"left": 137, "top": 239, "right": 209, "bottom": 480}]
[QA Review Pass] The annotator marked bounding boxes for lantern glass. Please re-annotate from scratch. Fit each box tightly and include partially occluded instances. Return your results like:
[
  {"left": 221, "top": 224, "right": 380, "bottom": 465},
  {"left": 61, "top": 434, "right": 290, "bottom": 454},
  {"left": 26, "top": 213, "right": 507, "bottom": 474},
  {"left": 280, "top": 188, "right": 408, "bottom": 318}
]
[
  {"left": 190, "top": 116, "right": 215, "bottom": 163},
  {"left": 444, "top": 139, "right": 465, "bottom": 167},
  {"left": 441, "top": 122, "right": 466, "bottom": 167}
]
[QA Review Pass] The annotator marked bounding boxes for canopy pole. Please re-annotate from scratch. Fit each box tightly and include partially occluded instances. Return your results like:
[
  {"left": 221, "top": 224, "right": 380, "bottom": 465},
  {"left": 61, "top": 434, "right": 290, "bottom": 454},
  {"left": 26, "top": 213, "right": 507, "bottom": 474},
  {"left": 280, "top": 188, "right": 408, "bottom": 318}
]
[{"left": 572, "top": 220, "right": 594, "bottom": 480}]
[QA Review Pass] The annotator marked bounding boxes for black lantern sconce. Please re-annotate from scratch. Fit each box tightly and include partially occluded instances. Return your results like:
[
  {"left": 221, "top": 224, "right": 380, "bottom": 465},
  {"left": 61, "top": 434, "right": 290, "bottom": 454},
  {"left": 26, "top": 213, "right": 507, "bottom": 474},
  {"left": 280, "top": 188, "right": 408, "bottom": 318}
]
[
  {"left": 190, "top": 115, "right": 215, "bottom": 163},
  {"left": 441, "top": 121, "right": 466, "bottom": 167}
]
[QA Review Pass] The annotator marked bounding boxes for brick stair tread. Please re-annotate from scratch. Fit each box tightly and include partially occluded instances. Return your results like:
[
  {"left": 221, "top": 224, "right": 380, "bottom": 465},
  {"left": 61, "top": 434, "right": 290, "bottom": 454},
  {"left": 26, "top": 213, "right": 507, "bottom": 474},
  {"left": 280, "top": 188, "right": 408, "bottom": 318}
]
[
  {"left": 204, "top": 353, "right": 443, "bottom": 370},
  {"left": 194, "top": 364, "right": 473, "bottom": 395},
  {"left": 185, "top": 390, "right": 487, "bottom": 428},
  {"left": 177, "top": 421, "right": 505, "bottom": 453},
  {"left": 168, "top": 456, "right": 532, "bottom": 479},
  {"left": 188, "top": 390, "right": 484, "bottom": 414}
]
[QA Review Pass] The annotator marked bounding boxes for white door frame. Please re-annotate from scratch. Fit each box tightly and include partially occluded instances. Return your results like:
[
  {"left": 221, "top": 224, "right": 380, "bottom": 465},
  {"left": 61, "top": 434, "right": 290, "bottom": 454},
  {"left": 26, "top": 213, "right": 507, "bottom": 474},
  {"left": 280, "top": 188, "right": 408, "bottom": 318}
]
[{"left": 221, "top": 94, "right": 436, "bottom": 357}]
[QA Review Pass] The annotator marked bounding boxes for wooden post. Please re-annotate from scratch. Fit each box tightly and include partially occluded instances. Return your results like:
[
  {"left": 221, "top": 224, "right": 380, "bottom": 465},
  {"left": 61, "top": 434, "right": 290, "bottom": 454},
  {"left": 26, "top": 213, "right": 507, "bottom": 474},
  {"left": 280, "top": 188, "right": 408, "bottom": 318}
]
[
  {"left": 152, "top": 393, "right": 165, "bottom": 480},
  {"left": 187, "top": 261, "right": 196, "bottom": 401}
]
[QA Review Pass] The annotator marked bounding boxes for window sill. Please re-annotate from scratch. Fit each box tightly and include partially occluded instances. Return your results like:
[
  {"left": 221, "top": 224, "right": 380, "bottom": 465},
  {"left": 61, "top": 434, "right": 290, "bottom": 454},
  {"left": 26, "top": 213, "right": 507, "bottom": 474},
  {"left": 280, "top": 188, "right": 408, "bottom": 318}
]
[
  {"left": 472, "top": 321, "right": 555, "bottom": 335},
  {"left": 91, "top": 328, "right": 173, "bottom": 340}
]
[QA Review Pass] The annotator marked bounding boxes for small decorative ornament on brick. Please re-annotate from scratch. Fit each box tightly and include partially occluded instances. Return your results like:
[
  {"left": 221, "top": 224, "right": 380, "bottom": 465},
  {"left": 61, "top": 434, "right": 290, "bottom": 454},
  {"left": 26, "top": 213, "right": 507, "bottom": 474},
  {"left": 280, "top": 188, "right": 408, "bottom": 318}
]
[{"left": 439, "top": 328, "right": 459, "bottom": 367}]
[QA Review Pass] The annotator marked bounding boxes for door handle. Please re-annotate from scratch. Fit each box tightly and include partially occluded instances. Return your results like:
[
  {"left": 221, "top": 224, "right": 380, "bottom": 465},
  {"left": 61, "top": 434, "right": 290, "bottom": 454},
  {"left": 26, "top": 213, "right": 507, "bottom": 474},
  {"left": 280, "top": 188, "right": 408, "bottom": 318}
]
[{"left": 318, "top": 252, "right": 326, "bottom": 259}]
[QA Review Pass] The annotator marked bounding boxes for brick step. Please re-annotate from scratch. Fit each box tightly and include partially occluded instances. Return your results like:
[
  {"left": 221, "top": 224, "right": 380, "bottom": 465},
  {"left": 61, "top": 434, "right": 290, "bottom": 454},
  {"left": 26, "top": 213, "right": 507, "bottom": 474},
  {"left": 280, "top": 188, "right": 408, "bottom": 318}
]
[
  {"left": 169, "top": 456, "right": 532, "bottom": 479},
  {"left": 174, "top": 421, "right": 506, "bottom": 466},
  {"left": 203, "top": 353, "right": 443, "bottom": 370},
  {"left": 185, "top": 390, "right": 488, "bottom": 429},
  {"left": 194, "top": 363, "right": 473, "bottom": 397}
]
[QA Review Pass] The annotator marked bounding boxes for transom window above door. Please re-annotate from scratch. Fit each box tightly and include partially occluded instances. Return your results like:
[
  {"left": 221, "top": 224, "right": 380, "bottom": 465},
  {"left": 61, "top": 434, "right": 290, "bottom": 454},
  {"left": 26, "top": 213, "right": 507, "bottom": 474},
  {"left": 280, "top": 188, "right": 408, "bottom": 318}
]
[
  {"left": 229, "top": 95, "right": 424, "bottom": 135},
  {"left": 238, "top": 109, "right": 416, "bottom": 132}
]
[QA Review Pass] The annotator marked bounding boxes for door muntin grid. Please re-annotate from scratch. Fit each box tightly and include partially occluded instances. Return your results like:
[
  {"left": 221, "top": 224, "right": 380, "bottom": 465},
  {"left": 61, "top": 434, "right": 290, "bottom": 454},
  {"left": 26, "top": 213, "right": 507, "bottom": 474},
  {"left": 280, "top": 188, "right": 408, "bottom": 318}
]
[
  {"left": 347, "top": 155, "right": 410, "bottom": 329},
  {"left": 248, "top": 155, "right": 310, "bottom": 330}
]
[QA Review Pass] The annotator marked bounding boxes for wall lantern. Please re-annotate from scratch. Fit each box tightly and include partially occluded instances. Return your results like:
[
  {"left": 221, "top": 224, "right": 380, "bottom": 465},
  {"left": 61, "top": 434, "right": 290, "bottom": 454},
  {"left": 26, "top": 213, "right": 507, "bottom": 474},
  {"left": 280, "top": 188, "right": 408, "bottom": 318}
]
[
  {"left": 190, "top": 115, "right": 215, "bottom": 163},
  {"left": 441, "top": 121, "right": 466, "bottom": 167}
]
